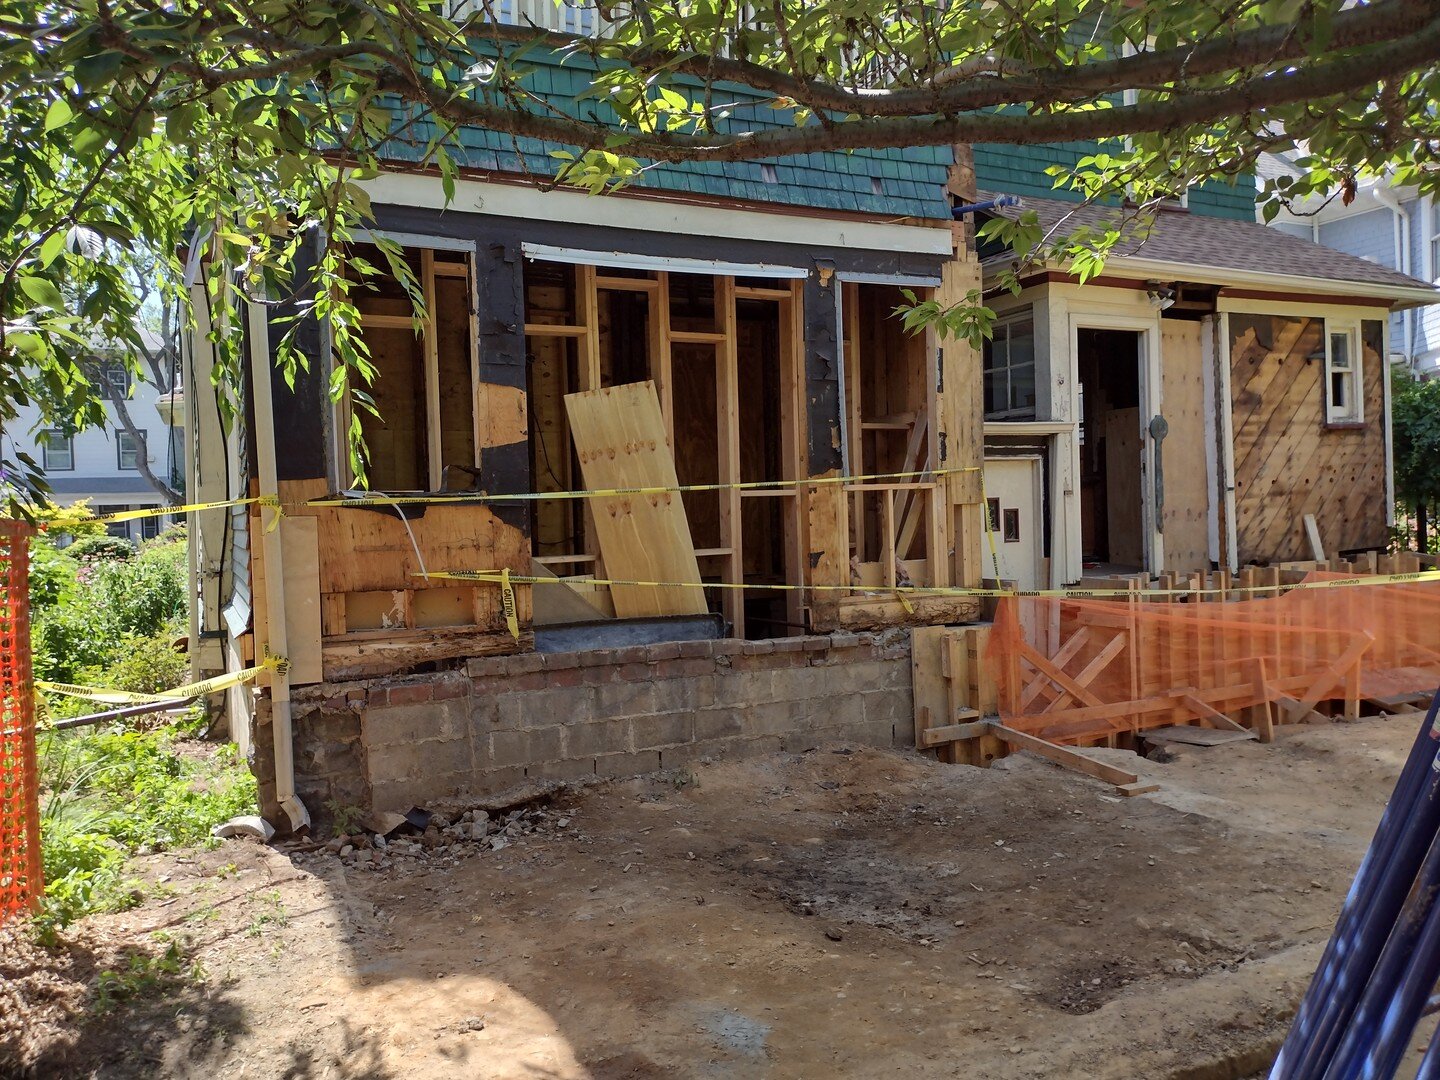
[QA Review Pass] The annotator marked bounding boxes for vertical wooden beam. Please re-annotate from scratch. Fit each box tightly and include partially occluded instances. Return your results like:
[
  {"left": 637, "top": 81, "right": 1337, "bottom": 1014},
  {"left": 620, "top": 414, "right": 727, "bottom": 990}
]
[
  {"left": 652, "top": 271, "right": 674, "bottom": 446},
  {"left": 716, "top": 275, "right": 743, "bottom": 636},
  {"left": 937, "top": 252, "right": 984, "bottom": 590},
  {"left": 779, "top": 287, "right": 805, "bottom": 630},
  {"left": 421, "top": 249, "right": 442, "bottom": 491}
]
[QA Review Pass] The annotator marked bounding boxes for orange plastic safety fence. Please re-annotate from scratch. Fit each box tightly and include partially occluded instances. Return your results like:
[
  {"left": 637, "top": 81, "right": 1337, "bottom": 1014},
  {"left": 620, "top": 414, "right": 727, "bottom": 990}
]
[
  {"left": 987, "top": 574, "right": 1440, "bottom": 746},
  {"left": 0, "top": 520, "right": 41, "bottom": 922}
]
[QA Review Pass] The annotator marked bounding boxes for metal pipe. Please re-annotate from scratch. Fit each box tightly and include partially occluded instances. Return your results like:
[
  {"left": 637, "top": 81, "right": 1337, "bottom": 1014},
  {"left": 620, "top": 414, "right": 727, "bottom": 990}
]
[
  {"left": 1326, "top": 817, "right": 1440, "bottom": 1078},
  {"left": 246, "top": 299, "right": 310, "bottom": 835},
  {"left": 1354, "top": 848, "right": 1440, "bottom": 1080},
  {"left": 952, "top": 195, "right": 1022, "bottom": 218},
  {"left": 1414, "top": 1013, "right": 1440, "bottom": 1079},
  {"left": 1271, "top": 691, "right": 1440, "bottom": 1078},
  {"left": 49, "top": 698, "right": 198, "bottom": 731}
]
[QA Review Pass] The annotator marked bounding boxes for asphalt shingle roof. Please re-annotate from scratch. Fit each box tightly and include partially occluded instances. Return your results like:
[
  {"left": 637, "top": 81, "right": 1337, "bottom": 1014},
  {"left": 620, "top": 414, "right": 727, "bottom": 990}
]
[{"left": 982, "top": 192, "right": 1436, "bottom": 297}]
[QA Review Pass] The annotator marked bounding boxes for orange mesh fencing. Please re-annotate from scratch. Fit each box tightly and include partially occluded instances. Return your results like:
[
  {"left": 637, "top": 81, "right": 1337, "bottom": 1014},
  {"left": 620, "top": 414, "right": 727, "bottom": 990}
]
[
  {"left": 986, "top": 574, "right": 1440, "bottom": 746},
  {"left": 0, "top": 520, "right": 41, "bottom": 922}
]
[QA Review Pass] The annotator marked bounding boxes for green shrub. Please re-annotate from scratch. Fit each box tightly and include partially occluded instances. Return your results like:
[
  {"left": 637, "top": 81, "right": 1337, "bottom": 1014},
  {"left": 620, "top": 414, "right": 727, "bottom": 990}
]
[
  {"left": 27, "top": 541, "right": 78, "bottom": 610},
  {"left": 104, "top": 635, "right": 188, "bottom": 696},
  {"left": 68, "top": 534, "right": 135, "bottom": 562}
]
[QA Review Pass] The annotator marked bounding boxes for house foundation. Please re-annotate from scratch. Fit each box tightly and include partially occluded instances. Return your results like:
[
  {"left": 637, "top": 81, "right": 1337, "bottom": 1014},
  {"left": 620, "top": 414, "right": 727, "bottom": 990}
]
[{"left": 249, "top": 631, "right": 916, "bottom": 826}]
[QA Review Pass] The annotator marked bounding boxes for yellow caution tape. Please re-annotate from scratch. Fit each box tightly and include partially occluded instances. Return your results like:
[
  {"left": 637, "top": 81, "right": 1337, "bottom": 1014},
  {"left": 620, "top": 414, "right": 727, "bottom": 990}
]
[
  {"left": 303, "top": 466, "right": 978, "bottom": 509},
  {"left": 37, "top": 655, "right": 286, "bottom": 707},
  {"left": 500, "top": 567, "right": 520, "bottom": 640},
  {"left": 75, "top": 496, "right": 273, "bottom": 525},
  {"left": 419, "top": 567, "right": 1440, "bottom": 601}
]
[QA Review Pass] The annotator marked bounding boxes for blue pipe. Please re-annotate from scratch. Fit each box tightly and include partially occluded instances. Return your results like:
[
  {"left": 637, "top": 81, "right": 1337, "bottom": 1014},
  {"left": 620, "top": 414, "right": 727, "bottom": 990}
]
[
  {"left": 1414, "top": 1014, "right": 1440, "bottom": 1079},
  {"left": 952, "top": 195, "right": 1022, "bottom": 218},
  {"left": 1271, "top": 691, "right": 1440, "bottom": 1078},
  {"left": 1355, "top": 852, "right": 1440, "bottom": 1080},
  {"left": 1326, "top": 821, "right": 1440, "bottom": 1078}
]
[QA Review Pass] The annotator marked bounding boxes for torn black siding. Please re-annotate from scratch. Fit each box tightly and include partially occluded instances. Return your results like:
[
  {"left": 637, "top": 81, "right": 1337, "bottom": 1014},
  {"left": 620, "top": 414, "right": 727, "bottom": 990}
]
[
  {"left": 472, "top": 240, "right": 530, "bottom": 533},
  {"left": 265, "top": 233, "right": 328, "bottom": 482},
  {"left": 803, "top": 273, "right": 844, "bottom": 476}
]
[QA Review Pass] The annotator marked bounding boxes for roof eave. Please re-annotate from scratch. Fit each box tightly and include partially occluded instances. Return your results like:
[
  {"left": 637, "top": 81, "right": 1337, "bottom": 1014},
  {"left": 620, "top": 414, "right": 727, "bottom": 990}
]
[{"left": 982, "top": 254, "right": 1439, "bottom": 310}]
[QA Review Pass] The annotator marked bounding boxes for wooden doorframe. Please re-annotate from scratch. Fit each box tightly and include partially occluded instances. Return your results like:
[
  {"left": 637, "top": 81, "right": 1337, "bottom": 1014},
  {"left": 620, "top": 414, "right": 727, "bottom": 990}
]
[{"left": 1068, "top": 312, "right": 1164, "bottom": 575}]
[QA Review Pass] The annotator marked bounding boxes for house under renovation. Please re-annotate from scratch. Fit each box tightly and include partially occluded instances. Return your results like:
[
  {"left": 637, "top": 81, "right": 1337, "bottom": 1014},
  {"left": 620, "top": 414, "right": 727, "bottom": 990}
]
[{"left": 183, "top": 64, "right": 1438, "bottom": 831}]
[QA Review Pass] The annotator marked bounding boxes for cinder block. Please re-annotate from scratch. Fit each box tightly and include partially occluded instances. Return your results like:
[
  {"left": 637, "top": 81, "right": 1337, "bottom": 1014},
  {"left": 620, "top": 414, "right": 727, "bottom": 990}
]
[
  {"left": 861, "top": 688, "right": 912, "bottom": 726},
  {"left": 367, "top": 736, "right": 475, "bottom": 784},
  {"left": 526, "top": 758, "right": 596, "bottom": 783},
  {"left": 595, "top": 749, "right": 662, "bottom": 778},
  {"left": 714, "top": 669, "right": 774, "bottom": 706},
  {"left": 594, "top": 680, "right": 658, "bottom": 718},
  {"left": 362, "top": 700, "right": 466, "bottom": 748},
  {"left": 632, "top": 712, "right": 695, "bottom": 750},
  {"left": 563, "top": 717, "right": 632, "bottom": 758},
  {"left": 650, "top": 677, "right": 699, "bottom": 714},
  {"left": 695, "top": 707, "right": 745, "bottom": 741},
  {"left": 782, "top": 730, "right": 824, "bottom": 754},
  {"left": 371, "top": 772, "right": 475, "bottom": 814},
  {"left": 490, "top": 726, "right": 563, "bottom": 768},
  {"left": 498, "top": 686, "right": 595, "bottom": 730},
  {"left": 807, "top": 693, "right": 866, "bottom": 733},
  {"left": 743, "top": 700, "right": 801, "bottom": 737},
  {"left": 770, "top": 666, "right": 825, "bottom": 703}
]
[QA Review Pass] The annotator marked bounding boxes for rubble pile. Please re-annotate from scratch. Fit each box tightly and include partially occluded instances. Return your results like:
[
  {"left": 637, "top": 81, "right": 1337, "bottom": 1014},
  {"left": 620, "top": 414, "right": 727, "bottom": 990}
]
[{"left": 295, "top": 804, "right": 575, "bottom": 872}]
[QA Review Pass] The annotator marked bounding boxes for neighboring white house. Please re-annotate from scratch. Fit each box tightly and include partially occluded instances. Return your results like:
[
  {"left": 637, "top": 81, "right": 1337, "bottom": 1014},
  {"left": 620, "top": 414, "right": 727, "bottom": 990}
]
[
  {"left": 1260, "top": 153, "right": 1440, "bottom": 375},
  {"left": 3, "top": 332, "right": 184, "bottom": 542}
]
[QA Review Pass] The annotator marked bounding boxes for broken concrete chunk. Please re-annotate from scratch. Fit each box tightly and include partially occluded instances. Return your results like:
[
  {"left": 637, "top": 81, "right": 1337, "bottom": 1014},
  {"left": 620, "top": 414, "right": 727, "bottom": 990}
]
[{"left": 211, "top": 815, "right": 276, "bottom": 843}]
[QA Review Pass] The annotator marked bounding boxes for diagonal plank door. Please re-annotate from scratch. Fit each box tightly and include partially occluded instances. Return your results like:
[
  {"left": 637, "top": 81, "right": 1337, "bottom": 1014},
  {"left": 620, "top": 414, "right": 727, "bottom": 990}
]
[{"left": 564, "top": 381, "right": 708, "bottom": 618}]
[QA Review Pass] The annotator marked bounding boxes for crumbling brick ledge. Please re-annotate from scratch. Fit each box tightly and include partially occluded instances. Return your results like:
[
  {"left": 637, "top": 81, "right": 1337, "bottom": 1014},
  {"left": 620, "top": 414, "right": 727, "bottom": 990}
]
[{"left": 250, "top": 631, "right": 916, "bottom": 826}]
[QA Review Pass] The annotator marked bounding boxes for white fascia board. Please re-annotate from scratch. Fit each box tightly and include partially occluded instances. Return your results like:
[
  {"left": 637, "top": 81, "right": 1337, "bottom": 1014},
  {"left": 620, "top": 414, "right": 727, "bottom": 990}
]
[
  {"left": 359, "top": 171, "right": 954, "bottom": 257},
  {"left": 986, "top": 254, "right": 1439, "bottom": 309},
  {"left": 521, "top": 242, "right": 807, "bottom": 279}
]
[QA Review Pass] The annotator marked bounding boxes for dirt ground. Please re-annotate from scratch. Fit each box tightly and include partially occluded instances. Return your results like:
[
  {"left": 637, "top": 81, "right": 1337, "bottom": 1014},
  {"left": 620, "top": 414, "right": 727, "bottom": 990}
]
[{"left": 2, "top": 711, "right": 1431, "bottom": 1079}]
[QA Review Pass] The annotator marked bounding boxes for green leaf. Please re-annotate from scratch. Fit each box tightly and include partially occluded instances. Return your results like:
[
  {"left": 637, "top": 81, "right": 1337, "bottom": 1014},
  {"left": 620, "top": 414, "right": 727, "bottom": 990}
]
[
  {"left": 38, "top": 232, "right": 67, "bottom": 268},
  {"left": 19, "top": 276, "right": 65, "bottom": 311},
  {"left": 44, "top": 99, "right": 74, "bottom": 132}
]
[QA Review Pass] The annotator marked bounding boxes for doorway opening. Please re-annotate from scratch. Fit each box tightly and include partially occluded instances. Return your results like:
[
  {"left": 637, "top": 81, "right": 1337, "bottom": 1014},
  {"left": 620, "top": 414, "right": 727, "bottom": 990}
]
[{"left": 1077, "top": 328, "right": 1145, "bottom": 572}]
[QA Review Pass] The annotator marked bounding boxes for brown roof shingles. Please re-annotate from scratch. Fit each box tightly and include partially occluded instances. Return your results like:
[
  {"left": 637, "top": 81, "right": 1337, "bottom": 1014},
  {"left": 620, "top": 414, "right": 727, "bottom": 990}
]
[{"left": 981, "top": 192, "right": 1436, "bottom": 297}]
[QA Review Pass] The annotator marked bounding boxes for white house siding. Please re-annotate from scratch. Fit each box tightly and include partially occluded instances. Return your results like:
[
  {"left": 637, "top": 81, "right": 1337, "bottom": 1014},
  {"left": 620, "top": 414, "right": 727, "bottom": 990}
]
[{"left": 6, "top": 382, "right": 182, "bottom": 541}]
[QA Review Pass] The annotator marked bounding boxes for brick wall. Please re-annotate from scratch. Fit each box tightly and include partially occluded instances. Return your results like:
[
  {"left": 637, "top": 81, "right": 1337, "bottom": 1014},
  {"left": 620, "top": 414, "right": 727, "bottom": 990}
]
[{"left": 251, "top": 631, "right": 915, "bottom": 826}]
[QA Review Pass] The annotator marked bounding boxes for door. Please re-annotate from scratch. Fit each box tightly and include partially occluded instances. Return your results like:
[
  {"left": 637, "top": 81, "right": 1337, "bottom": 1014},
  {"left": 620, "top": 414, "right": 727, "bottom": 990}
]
[{"left": 983, "top": 456, "right": 1045, "bottom": 591}]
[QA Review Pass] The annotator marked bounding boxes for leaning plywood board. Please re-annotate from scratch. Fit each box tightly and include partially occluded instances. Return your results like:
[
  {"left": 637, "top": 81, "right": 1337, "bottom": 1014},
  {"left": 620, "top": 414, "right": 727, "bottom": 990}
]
[{"left": 564, "top": 381, "right": 707, "bottom": 617}]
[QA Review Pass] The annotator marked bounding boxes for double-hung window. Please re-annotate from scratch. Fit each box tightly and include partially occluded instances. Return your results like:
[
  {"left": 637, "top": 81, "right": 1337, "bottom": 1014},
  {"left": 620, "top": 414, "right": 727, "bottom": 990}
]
[
  {"left": 117, "top": 430, "right": 144, "bottom": 470},
  {"left": 40, "top": 430, "right": 73, "bottom": 471},
  {"left": 983, "top": 310, "right": 1037, "bottom": 420},
  {"left": 1326, "top": 326, "right": 1362, "bottom": 425}
]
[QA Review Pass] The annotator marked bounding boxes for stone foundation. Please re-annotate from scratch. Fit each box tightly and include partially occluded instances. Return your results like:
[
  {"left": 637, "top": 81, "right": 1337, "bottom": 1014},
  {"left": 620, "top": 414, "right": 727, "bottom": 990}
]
[{"left": 250, "top": 631, "right": 915, "bottom": 827}]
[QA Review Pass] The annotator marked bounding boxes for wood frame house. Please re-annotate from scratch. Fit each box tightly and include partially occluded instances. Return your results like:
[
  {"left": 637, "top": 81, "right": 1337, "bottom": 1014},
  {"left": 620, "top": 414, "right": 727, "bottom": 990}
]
[
  {"left": 970, "top": 193, "right": 1438, "bottom": 590},
  {"left": 182, "top": 50, "right": 990, "bottom": 828}
]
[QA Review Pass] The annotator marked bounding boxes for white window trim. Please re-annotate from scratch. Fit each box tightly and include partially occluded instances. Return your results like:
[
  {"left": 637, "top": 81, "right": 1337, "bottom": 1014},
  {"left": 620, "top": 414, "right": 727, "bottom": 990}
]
[
  {"left": 1324, "top": 322, "right": 1364, "bottom": 425},
  {"left": 117, "top": 430, "right": 144, "bottom": 471},
  {"left": 41, "top": 430, "right": 74, "bottom": 471},
  {"left": 984, "top": 309, "right": 1038, "bottom": 421}
]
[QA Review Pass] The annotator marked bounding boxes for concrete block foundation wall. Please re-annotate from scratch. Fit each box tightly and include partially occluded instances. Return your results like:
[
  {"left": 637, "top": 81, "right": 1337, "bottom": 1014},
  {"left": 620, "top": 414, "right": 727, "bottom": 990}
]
[{"left": 251, "top": 631, "right": 915, "bottom": 826}]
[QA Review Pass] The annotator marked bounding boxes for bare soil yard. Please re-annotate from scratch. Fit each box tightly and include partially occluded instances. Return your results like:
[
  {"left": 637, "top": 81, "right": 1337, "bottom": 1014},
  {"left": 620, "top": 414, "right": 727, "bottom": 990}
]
[{"left": 1, "top": 712, "right": 1425, "bottom": 1079}]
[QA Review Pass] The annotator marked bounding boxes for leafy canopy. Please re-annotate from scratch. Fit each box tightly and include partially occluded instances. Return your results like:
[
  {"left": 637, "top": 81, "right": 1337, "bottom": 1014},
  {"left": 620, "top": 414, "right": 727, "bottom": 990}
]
[{"left": 2, "top": 0, "right": 1438, "bottom": 498}]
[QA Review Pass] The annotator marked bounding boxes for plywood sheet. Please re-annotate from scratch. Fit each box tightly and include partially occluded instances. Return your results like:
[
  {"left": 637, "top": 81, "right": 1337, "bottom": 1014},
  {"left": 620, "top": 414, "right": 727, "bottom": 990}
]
[
  {"left": 1104, "top": 407, "right": 1144, "bottom": 567},
  {"left": 563, "top": 381, "right": 707, "bottom": 617},
  {"left": 1160, "top": 320, "right": 1209, "bottom": 572},
  {"left": 253, "top": 516, "right": 324, "bottom": 685}
]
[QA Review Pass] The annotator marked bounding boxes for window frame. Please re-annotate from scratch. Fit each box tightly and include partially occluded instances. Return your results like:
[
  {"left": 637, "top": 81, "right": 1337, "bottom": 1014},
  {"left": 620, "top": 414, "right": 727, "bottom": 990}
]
[
  {"left": 1324, "top": 322, "right": 1364, "bottom": 426},
  {"left": 983, "top": 308, "right": 1038, "bottom": 421},
  {"left": 40, "top": 430, "right": 74, "bottom": 471},
  {"left": 117, "top": 430, "right": 144, "bottom": 471}
]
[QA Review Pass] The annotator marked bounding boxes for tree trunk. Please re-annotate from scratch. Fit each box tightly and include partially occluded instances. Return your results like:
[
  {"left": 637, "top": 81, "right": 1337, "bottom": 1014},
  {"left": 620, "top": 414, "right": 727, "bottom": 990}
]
[{"left": 1419, "top": 501, "right": 1429, "bottom": 555}]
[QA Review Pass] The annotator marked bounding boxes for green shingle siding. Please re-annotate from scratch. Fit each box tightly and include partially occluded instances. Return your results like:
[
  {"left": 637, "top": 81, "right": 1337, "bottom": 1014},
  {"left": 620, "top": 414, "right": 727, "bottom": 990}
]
[
  {"left": 378, "top": 50, "right": 952, "bottom": 220},
  {"left": 973, "top": 142, "right": 1257, "bottom": 220}
]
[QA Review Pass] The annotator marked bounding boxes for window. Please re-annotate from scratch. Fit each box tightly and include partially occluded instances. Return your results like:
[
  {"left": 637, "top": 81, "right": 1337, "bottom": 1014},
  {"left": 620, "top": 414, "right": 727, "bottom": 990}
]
[
  {"left": 96, "top": 360, "right": 130, "bottom": 400},
  {"left": 96, "top": 505, "right": 130, "bottom": 540},
  {"left": 40, "top": 430, "right": 73, "bottom": 471},
  {"left": 1326, "top": 327, "right": 1362, "bottom": 424},
  {"left": 140, "top": 514, "right": 161, "bottom": 540},
  {"left": 117, "top": 430, "right": 144, "bottom": 470},
  {"left": 346, "top": 243, "right": 475, "bottom": 491},
  {"left": 983, "top": 310, "right": 1037, "bottom": 420}
]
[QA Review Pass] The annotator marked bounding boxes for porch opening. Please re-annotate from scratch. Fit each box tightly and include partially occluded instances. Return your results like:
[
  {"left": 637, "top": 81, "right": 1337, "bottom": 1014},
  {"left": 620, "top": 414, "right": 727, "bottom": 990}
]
[{"left": 1077, "top": 328, "right": 1144, "bottom": 572}]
